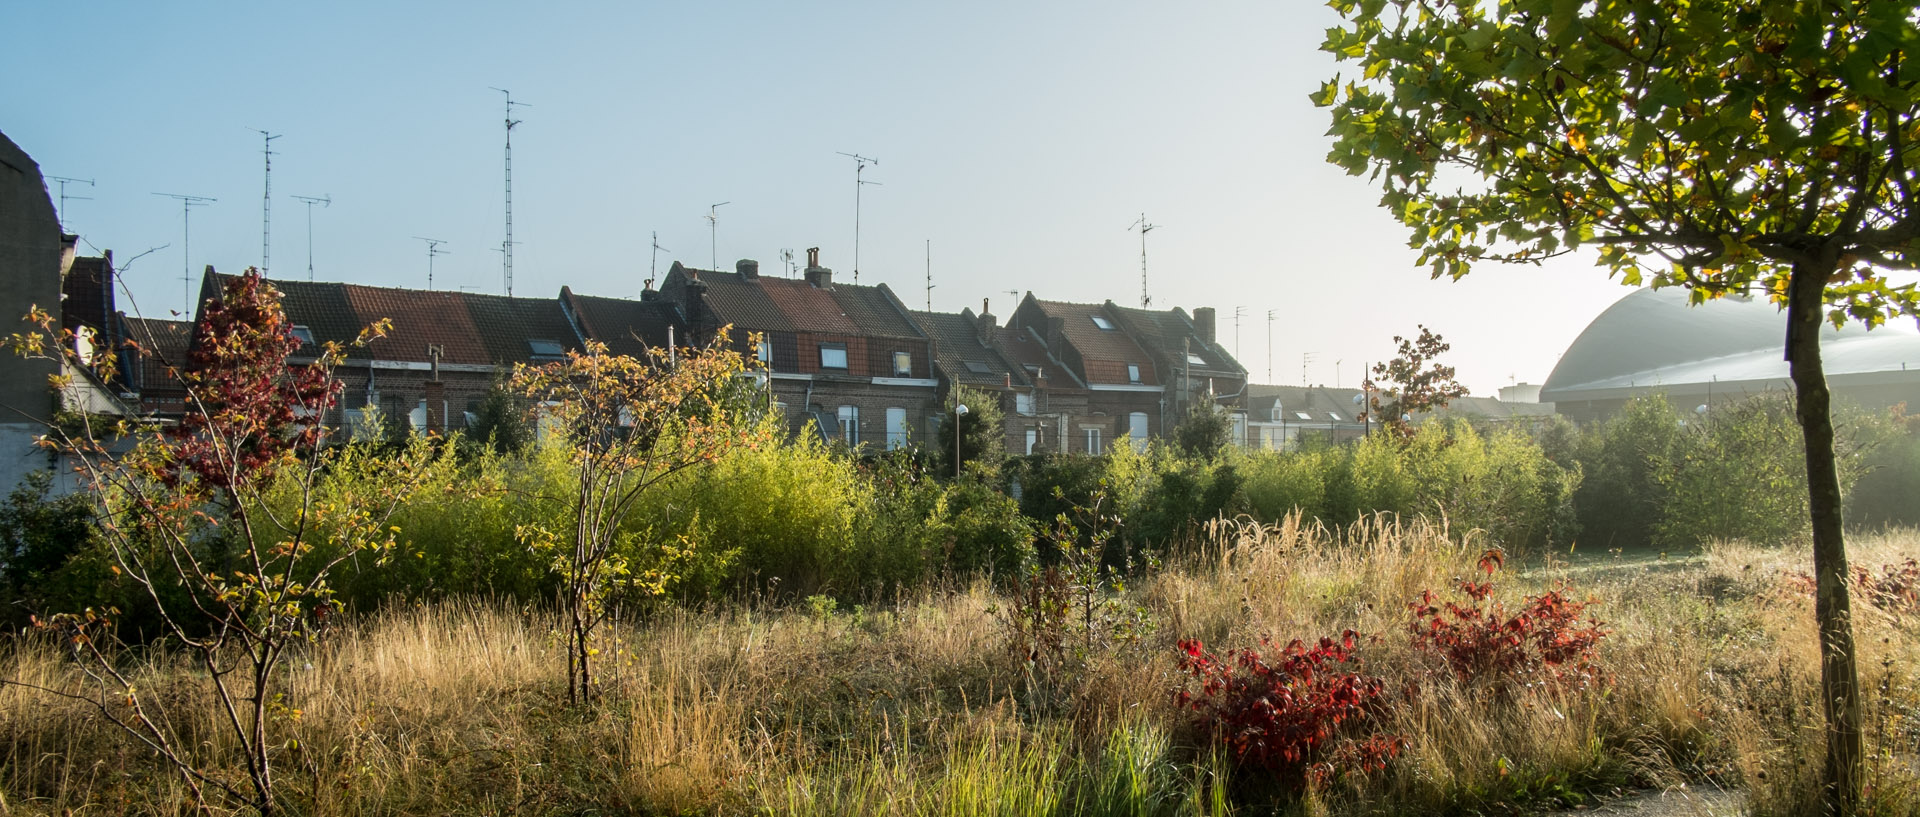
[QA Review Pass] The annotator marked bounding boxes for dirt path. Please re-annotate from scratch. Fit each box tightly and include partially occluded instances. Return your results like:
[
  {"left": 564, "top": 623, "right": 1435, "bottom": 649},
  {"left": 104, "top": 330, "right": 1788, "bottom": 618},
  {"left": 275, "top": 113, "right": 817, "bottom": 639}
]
[{"left": 1555, "top": 786, "right": 1742, "bottom": 816}]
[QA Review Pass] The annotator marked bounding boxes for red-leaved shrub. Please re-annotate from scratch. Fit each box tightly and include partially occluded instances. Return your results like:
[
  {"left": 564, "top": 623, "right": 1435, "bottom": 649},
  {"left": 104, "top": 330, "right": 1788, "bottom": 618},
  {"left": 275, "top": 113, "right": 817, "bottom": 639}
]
[
  {"left": 1174, "top": 631, "right": 1404, "bottom": 787},
  {"left": 1409, "top": 550, "right": 1608, "bottom": 690},
  {"left": 1854, "top": 559, "right": 1920, "bottom": 618}
]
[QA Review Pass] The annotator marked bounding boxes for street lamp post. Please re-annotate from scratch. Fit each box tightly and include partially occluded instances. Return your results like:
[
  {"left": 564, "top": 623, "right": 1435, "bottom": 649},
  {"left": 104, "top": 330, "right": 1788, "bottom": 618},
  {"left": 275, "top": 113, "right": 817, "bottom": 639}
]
[
  {"left": 954, "top": 403, "right": 969, "bottom": 479},
  {"left": 952, "top": 402, "right": 967, "bottom": 479}
]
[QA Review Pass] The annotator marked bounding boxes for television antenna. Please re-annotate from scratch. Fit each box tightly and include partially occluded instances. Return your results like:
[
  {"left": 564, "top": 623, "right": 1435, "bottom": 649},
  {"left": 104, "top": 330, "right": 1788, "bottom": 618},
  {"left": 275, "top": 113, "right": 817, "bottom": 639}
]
[
  {"left": 1301, "top": 351, "right": 1317, "bottom": 385},
  {"left": 705, "top": 202, "right": 729, "bottom": 271},
  {"left": 1127, "top": 213, "right": 1158, "bottom": 307},
  {"left": 46, "top": 175, "right": 93, "bottom": 230},
  {"left": 1233, "top": 305, "right": 1245, "bottom": 359},
  {"left": 250, "top": 129, "right": 282, "bottom": 273},
  {"left": 779, "top": 248, "right": 796, "bottom": 277},
  {"left": 152, "top": 192, "right": 215, "bottom": 314},
  {"left": 489, "top": 87, "right": 530, "bottom": 295},
  {"left": 925, "top": 239, "right": 933, "bottom": 310},
  {"left": 414, "top": 236, "right": 449, "bottom": 290},
  {"left": 291, "top": 194, "right": 330, "bottom": 281},
  {"left": 1265, "top": 309, "right": 1275, "bottom": 383},
  {"left": 648, "top": 231, "right": 670, "bottom": 290},
  {"left": 837, "top": 152, "right": 879, "bottom": 285}
]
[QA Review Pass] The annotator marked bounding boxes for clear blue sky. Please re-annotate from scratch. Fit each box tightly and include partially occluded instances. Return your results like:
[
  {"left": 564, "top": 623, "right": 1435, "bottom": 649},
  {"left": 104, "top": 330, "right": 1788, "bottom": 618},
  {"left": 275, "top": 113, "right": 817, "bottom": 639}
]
[{"left": 3, "top": 0, "right": 1636, "bottom": 394}]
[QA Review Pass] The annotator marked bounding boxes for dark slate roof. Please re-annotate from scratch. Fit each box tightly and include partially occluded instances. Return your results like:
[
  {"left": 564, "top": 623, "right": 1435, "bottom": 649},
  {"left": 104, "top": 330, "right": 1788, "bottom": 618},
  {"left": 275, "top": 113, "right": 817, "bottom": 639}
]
[
  {"left": 1106, "top": 303, "right": 1246, "bottom": 377},
  {"left": 459, "top": 291, "right": 585, "bottom": 366},
  {"left": 993, "top": 326, "right": 1086, "bottom": 391},
  {"left": 62, "top": 255, "right": 114, "bottom": 335},
  {"left": 910, "top": 308, "right": 1028, "bottom": 389},
  {"left": 662, "top": 263, "right": 794, "bottom": 332},
  {"left": 1029, "top": 299, "right": 1159, "bottom": 386},
  {"left": 121, "top": 315, "right": 192, "bottom": 392},
  {"left": 1246, "top": 384, "right": 1365, "bottom": 426},
  {"left": 561, "top": 287, "right": 686, "bottom": 359}
]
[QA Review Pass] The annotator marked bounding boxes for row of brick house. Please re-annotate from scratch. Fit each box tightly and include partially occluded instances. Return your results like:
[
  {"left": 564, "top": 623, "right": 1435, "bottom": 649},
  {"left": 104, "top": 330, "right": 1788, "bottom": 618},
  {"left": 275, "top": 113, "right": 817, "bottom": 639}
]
[{"left": 87, "top": 247, "right": 1248, "bottom": 454}]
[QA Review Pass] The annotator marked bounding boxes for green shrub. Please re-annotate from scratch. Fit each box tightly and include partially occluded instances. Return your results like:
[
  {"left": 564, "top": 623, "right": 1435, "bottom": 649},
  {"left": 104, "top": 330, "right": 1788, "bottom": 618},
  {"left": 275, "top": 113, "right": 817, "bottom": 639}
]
[
  {"left": 1572, "top": 395, "right": 1690, "bottom": 550},
  {"left": 1235, "top": 448, "right": 1333, "bottom": 524}
]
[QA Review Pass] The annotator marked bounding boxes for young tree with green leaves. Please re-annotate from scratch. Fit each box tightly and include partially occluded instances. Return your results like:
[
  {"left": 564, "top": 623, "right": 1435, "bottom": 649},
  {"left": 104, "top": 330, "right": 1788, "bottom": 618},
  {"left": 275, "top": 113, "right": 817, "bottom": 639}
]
[
  {"left": 513, "top": 330, "right": 771, "bottom": 705},
  {"left": 1320, "top": 2, "right": 1919, "bottom": 810},
  {"left": 937, "top": 383, "right": 1005, "bottom": 479},
  {"left": 5, "top": 270, "right": 421, "bottom": 815}
]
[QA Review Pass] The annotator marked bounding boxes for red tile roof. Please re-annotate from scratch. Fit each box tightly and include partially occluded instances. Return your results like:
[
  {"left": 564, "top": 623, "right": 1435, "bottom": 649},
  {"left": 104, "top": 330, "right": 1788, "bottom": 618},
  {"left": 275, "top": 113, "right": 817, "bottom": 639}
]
[{"left": 1029, "top": 299, "right": 1158, "bottom": 386}]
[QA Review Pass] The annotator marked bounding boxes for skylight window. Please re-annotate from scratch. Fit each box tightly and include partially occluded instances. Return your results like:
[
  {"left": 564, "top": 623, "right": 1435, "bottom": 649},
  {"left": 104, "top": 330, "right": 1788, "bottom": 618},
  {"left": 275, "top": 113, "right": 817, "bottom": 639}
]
[
  {"left": 964, "top": 360, "right": 993, "bottom": 375},
  {"left": 1186, "top": 353, "right": 1207, "bottom": 365},
  {"left": 1090, "top": 315, "right": 1116, "bottom": 331},
  {"left": 1295, "top": 412, "right": 1314, "bottom": 421},
  {"left": 291, "top": 325, "right": 315, "bottom": 345},
  {"left": 528, "top": 339, "right": 566, "bottom": 358},
  {"left": 1127, "top": 363, "right": 1142, "bottom": 384}
]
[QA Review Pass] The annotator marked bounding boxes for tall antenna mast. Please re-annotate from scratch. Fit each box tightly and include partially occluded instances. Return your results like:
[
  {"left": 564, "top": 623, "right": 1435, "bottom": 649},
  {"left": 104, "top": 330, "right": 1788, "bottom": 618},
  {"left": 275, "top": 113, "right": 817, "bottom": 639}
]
[
  {"left": 1265, "top": 309, "right": 1275, "bottom": 383},
  {"left": 46, "top": 175, "right": 93, "bottom": 230},
  {"left": 925, "top": 239, "right": 933, "bottom": 310},
  {"left": 292, "top": 194, "right": 330, "bottom": 281},
  {"left": 705, "top": 202, "right": 729, "bottom": 270},
  {"left": 252, "top": 129, "right": 282, "bottom": 273},
  {"left": 1301, "top": 351, "right": 1316, "bottom": 385},
  {"left": 153, "top": 192, "right": 215, "bottom": 313},
  {"left": 648, "top": 231, "right": 670, "bottom": 290},
  {"left": 489, "top": 88, "right": 529, "bottom": 295},
  {"left": 1127, "top": 213, "right": 1158, "bottom": 307},
  {"left": 414, "top": 237, "right": 449, "bottom": 290},
  {"left": 837, "top": 152, "right": 879, "bottom": 285},
  {"left": 1233, "top": 306, "right": 1245, "bottom": 359}
]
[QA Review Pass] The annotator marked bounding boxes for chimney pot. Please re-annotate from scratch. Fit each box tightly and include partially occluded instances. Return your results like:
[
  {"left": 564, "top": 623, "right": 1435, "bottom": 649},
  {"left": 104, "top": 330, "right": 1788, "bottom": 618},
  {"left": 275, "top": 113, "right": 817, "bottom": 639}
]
[{"left": 1193, "top": 307, "right": 1217, "bottom": 345}]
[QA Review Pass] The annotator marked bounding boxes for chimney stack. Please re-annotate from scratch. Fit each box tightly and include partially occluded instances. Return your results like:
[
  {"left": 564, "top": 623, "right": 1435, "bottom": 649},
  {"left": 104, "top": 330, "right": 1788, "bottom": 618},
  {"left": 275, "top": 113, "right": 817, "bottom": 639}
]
[
  {"left": 976, "top": 298, "right": 996, "bottom": 343},
  {"left": 803, "top": 247, "right": 833, "bottom": 288},
  {"left": 737, "top": 259, "right": 759, "bottom": 280},
  {"left": 1193, "top": 307, "right": 1217, "bottom": 345}
]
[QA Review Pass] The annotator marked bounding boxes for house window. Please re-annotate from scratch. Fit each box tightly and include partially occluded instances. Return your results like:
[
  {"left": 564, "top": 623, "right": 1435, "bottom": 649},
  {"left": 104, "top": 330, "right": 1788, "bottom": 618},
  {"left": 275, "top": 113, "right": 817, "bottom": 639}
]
[
  {"left": 1085, "top": 427, "right": 1102, "bottom": 455},
  {"left": 758, "top": 338, "right": 773, "bottom": 367},
  {"left": 838, "top": 405, "right": 859, "bottom": 445},
  {"left": 820, "top": 343, "right": 849, "bottom": 369},
  {"left": 885, "top": 407, "right": 908, "bottom": 449},
  {"left": 1128, "top": 412, "right": 1150, "bottom": 452},
  {"left": 1091, "top": 315, "right": 1116, "bottom": 331},
  {"left": 291, "top": 325, "right": 316, "bottom": 345},
  {"left": 1025, "top": 427, "right": 1039, "bottom": 454},
  {"left": 892, "top": 351, "right": 912, "bottom": 377},
  {"left": 1127, "top": 364, "right": 1142, "bottom": 384},
  {"left": 528, "top": 339, "right": 566, "bottom": 360},
  {"left": 1015, "top": 392, "right": 1035, "bottom": 415}
]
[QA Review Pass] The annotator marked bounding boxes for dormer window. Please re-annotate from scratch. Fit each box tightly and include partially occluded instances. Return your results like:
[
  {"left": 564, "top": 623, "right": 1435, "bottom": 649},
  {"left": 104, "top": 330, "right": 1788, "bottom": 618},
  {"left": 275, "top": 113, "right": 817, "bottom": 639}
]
[
  {"left": 291, "top": 325, "right": 315, "bottom": 345},
  {"left": 528, "top": 339, "right": 566, "bottom": 361},
  {"left": 819, "top": 342, "right": 848, "bottom": 369},
  {"left": 1090, "top": 315, "right": 1116, "bottom": 331},
  {"left": 892, "top": 351, "right": 912, "bottom": 376},
  {"left": 1127, "top": 363, "right": 1142, "bottom": 384}
]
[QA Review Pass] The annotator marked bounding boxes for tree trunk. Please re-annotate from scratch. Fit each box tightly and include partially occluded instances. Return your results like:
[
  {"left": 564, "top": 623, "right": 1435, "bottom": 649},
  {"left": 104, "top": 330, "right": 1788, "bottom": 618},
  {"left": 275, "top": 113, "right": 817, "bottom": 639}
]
[{"left": 1785, "top": 253, "right": 1862, "bottom": 817}]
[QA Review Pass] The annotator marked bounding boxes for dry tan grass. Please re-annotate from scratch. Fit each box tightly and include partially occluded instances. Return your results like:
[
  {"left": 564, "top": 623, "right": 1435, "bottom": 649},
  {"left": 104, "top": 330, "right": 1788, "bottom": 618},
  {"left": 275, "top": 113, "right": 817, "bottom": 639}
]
[{"left": 2, "top": 524, "right": 1916, "bottom": 814}]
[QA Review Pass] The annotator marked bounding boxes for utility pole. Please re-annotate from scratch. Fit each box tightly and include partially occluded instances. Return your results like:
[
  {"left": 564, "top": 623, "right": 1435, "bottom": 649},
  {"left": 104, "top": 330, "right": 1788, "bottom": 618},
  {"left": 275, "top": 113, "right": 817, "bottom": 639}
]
[
  {"left": 46, "top": 175, "right": 93, "bottom": 230},
  {"left": 837, "top": 152, "right": 879, "bottom": 285},
  {"left": 153, "top": 192, "right": 215, "bottom": 314},
  {"left": 252, "top": 129, "right": 282, "bottom": 274},
  {"left": 292, "top": 194, "right": 330, "bottom": 282},
  {"left": 1127, "top": 214, "right": 1158, "bottom": 308},
  {"left": 489, "top": 87, "right": 529, "bottom": 295},
  {"left": 414, "top": 237, "right": 448, "bottom": 290},
  {"left": 706, "top": 202, "right": 729, "bottom": 270}
]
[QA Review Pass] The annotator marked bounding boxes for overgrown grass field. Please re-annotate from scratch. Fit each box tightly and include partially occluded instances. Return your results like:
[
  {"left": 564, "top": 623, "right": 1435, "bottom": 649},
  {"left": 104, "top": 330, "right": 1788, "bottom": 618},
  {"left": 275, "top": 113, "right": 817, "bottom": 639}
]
[{"left": 5, "top": 518, "right": 1916, "bottom": 815}]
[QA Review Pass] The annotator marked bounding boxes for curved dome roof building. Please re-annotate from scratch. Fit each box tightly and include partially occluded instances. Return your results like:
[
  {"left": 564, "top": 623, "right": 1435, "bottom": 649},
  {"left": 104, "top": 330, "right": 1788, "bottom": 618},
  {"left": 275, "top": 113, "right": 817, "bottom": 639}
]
[{"left": 1541, "top": 287, "right": 1920, "bottom": 423}]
